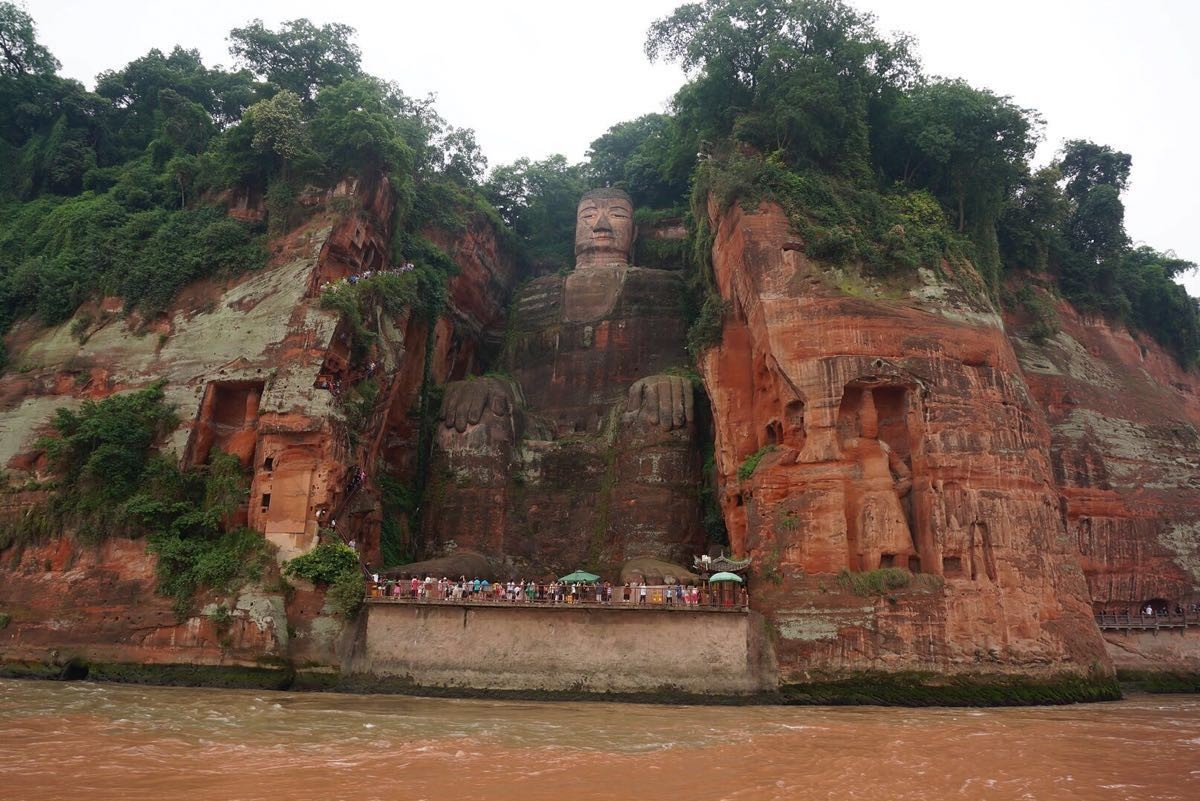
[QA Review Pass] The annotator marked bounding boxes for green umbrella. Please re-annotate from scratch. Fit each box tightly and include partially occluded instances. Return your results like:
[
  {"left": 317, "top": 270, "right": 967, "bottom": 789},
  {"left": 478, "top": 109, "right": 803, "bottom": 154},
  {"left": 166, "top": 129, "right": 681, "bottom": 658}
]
[
  {"left": 559, "top": 570, "right": 601, "bottom": 583},
  {"left": 707, "top": 571, "right": 744, "bottom": 583}
]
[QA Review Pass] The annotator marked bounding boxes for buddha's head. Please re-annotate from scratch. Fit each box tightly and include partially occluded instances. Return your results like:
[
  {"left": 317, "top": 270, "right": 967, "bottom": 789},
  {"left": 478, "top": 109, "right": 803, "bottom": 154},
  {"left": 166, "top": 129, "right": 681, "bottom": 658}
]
[{"left": 575, "top": 188, "right": 635, "bottom": 268}]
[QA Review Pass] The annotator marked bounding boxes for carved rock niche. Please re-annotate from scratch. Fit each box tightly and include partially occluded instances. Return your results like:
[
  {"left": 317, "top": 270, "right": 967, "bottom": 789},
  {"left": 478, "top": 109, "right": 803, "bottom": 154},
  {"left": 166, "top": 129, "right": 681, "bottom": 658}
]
[{"left": 836, "top": 379, "right": 922, "bottom": 572}]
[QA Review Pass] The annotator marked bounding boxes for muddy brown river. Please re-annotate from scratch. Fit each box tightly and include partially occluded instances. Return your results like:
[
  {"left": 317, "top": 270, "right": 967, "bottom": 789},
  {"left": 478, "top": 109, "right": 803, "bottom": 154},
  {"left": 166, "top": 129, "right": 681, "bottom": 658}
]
[{"left": 1, "top": 679, "right": 1196, "bottom": 800}]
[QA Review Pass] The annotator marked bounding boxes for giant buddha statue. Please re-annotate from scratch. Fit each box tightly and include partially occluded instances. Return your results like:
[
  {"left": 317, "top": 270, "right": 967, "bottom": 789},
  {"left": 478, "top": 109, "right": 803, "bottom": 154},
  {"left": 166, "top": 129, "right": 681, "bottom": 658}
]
[{"left": 422, "top": 188, "right": 706, "bottom": 575}]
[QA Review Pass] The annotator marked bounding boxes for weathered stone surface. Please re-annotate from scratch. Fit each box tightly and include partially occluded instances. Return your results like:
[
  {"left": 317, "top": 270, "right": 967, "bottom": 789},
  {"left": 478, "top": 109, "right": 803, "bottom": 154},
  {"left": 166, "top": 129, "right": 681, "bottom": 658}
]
[
  {"left": 1006, "top": 290, "right": 1200, "bottom": 671},
  {"left": 1011, "top": 297, "right": 1200, "bottom": 613},
  {"left": 0, "top": 174, "right": 517, "bottom": 670},
  {"left": 351, "top": 601, "right": 776, "bottom": 695},
  {"left": 3, "top": 171, "right": 1197, "bottom": 692},
  {"left": 698, "top": 199, "right": 1111, "bottom": 681},
  {"left": 0, "top": 538, "right": 285, "bottom": 667}
]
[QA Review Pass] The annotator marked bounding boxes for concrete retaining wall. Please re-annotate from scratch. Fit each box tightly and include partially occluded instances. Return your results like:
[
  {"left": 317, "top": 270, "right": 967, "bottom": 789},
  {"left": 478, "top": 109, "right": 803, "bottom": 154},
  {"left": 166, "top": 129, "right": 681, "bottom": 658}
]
[
  {"left": 350, "top": 602, "right": 777, "bottom": 696},
  {"left": 1103, "top": 628, "right": 1200, "bottom": 672}
]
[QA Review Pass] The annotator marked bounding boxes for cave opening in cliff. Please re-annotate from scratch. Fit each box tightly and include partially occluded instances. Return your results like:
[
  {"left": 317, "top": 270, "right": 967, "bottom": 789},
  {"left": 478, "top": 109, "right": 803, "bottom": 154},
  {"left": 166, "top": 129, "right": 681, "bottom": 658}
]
[
  {"left": 1142, "top": 598, "right": 1170, "bottom": 615},
  {"left": 184, "top": 380, "right": 265, "bottom": 469}
]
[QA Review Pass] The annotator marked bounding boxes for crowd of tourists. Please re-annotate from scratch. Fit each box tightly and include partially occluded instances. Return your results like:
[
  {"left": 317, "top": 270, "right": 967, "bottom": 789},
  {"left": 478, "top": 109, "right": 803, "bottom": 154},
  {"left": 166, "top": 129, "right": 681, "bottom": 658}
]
[{"left": 367, "top": 575, "right": 748, "bottom": 608}]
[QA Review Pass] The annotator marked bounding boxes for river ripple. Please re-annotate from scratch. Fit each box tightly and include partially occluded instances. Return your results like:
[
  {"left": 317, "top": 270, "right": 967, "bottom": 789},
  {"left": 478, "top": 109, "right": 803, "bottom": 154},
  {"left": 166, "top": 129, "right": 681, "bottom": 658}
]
[{"left": 0, "top": 679, "right": 1196, "bottom": 801}]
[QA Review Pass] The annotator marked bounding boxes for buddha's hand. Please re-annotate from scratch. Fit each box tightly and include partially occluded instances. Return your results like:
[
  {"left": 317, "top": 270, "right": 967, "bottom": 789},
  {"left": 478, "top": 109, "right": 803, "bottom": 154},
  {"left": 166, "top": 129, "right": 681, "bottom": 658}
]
[
  {"left": 441, "top": 377, "right": 515, "bottom": 433},
  {"left": 625, "top": 374, "right": 695, "bottom": 431}
]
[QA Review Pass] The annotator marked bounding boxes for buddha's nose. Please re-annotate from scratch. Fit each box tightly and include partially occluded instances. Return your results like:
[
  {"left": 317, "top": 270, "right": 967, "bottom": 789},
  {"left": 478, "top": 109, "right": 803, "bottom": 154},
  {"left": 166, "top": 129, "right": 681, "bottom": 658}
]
[{"left": 592, "top": 211, "right": 613, "bottom": 234}]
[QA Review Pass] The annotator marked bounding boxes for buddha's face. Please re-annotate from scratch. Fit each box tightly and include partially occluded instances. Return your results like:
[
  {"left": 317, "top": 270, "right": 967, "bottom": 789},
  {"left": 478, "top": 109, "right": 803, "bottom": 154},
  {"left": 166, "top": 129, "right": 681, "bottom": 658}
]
[{"left": 575, "top": 193, "right": 635, "bottom": 267}]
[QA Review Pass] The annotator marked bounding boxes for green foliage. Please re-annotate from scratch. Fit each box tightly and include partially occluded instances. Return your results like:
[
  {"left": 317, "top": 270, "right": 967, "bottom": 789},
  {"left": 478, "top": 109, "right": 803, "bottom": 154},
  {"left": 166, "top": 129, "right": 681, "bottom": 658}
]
[
  {"left": 648, "top": 0, "right": 919, "bottom": 176},
  {"left": 0, "top": 10, "right": 495, "bottom": 336},
  {"left": 69, "top": 313, "right": 92, "bottom": 344},
  {"left": 484, "top": 154, "right": 588, "bottom": 268},
  {"left": 0, "top": 192, "right": 265, "bottom": 329},
  {"left": 207, "top": 604, "right": 232, "bottom": 629},
  {"left": 319, "top": 269, "right": 421, "bottom": 357},
  {"left": 0, "top": 3, "right": 59, "bottom": 77},
  {"left": 687, "top": 291, "right": 730, "bottom": 356},
  {"left": 128, "top": 448, "right": 252, "bottom": 535},
  {"left": 0, "top": 611, "right": 10, "bottom": 629},
  {"left": 1059, "top": 139, "right": 1131, "bottom": 203},
  {"left": 283, "top": 539, "right": 359, "bottom": 585},
  {"left": 1011, "top": 284, "right": 1059, "bottom": 345},
  {"left": 996, "top": 139, "right": 1200, "bottom": 366},
  {"left": 633, "top": 210, "right": 691, "bottom": 270},
  {"left": 311, "top": 78, "right": 414, "bottom": 178},
  {"left": 877, "top": 80, "right": 1039, "bottom": 288},
  {"left": 697, "top": 152, "right": 972, "bottom": 279},
  {"left": 327, "top": 567, "right": 366, "bottom": 618},
  {"left": 1115, "top": 248, "right": 1200, "bottom": 366},
  {"left": 39, "top": 382, "right": 178, "bottom": 506},
  {"left": 377, "top": 471, "right": 416, "bottom": 567},
  {"left": 0, "top": 382, "right": 187, "bottom": 550},
  {"left": 699, "top": 450, "right": 728, "bottom": 546},
  {"left": 836, "top": 567, "right": 913, "bottom": 596},
  {"left": 737, "top": 444, "right": 776, "bottom": 481},
  {"left": 263, "top": 178, "right": 298, "bottom": 235},
  {"left": 340, "top": 378, "right": 379, "bottom": 449},
  {"left": 585, "top": 114, "right": 691, "bottom": 208},
  {"left": 245, "top": 90, "right": 313, "bottom": 178},
  {"left": 148, "top": 527, "right": 266, "bottom": 619},
  {"left": 12, "top": 382, "right": 267, "bottom": 617},
  {"left": 228, "top": 18, "right": 361, "bottom": 103}
]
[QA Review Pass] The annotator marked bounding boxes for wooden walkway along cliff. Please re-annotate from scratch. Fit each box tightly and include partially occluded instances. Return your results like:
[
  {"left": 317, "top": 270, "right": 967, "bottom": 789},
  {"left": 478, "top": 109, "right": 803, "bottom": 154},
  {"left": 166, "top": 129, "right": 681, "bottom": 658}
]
[{"left": 1095, "top": 613, "right": 1199, "bottom": 631}]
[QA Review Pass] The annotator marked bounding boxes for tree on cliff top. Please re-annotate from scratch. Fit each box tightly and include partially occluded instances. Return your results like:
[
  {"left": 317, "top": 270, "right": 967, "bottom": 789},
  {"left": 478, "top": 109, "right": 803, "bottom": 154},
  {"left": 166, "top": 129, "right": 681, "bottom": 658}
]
[
  {"left": 485, "top": 155, "right": 588, "bottom": 268},
  {"left": 229, "top": 18, "right": 361, "bottom": 103},
  {"left": 647, "top": 0, "right": 919, "bottom": 175},
  {"left": 0, "top": 10, "right": 501, "bottom": 337},
  {"left": 0, "top": 2, "right": 58, "bottom": 77},
  {"left": 585, "top": 113, "right": 690, "bottom": 209}
]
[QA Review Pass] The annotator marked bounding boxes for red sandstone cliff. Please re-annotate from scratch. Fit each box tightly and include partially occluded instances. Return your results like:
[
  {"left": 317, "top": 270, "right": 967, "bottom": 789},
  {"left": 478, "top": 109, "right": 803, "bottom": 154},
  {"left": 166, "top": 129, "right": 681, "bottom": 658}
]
[
  {"left": 0, "top": 174, "right": 517, "bottom": 674},
  {"left": 1007, "top": 287, "right": 1200, "bottom": 671},
  {"left": 698, "top": 198, "right": 1112, "bottom": 681},
  {"left": 0, "top": 177, "right": 1195, "bottom": 690}
]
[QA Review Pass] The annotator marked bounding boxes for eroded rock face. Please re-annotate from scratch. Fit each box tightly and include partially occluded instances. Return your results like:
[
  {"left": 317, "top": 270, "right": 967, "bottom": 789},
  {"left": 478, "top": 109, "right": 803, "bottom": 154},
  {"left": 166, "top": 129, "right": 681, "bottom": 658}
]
[
  {"left": 699, "top": 199, "right": 1111, "bottom": 680},
  {"left": 0, "top": 173, "right": 518, "bottom": 669},
  {"left": 0, "top": 537, "right": 285, "bottom": 667},
  {"left": 1010, "top": 297, "right": 1200, "bottom": 622},
  {"left": 423, "top": 189, "right": 706, "bottom": 575},
  {"left": 3, "top": 170, "right": 1194, "bottom": 687}
]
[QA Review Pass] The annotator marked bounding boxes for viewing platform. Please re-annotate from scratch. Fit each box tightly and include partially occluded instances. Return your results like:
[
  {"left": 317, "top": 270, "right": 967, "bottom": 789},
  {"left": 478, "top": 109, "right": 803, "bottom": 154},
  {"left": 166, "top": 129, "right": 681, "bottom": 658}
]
[
  {"left": 1095, "top": 613, "right": 1199, "bottom": 631},
  {"left": 365, "top": 596, "right": 748, "bottom": 613},
  {"left": 354, "top": 590, "right": 772, "bottom": 696}
]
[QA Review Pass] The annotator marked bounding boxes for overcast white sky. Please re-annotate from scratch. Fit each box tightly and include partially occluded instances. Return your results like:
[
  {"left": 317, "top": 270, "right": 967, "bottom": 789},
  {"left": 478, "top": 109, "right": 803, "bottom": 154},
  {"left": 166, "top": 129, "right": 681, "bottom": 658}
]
[{"left": 25, "top": 0, "right": 1200, "bottom": 295}]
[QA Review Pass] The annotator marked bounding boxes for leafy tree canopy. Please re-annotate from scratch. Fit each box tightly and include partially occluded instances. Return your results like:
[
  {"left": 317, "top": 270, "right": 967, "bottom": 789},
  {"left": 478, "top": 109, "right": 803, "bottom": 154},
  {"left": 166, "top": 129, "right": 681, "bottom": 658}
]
[
  {"left": 228, "top": 18, "right": 361, "bottom": 102},
  {"left": 484, "top": 154, "right": 588, "bottom": 267},
  {"left": 0, "top": 8, "right": 496, "bottom": 338},
  {"left": 1059, "top": 138, "right": 1132, "bottom": 202},
  {"left": 648, "top": 0, "right": 919, "bottom": 174},
  {"left": 0, "top": 2, "right": 58, "bottom": 77}
]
